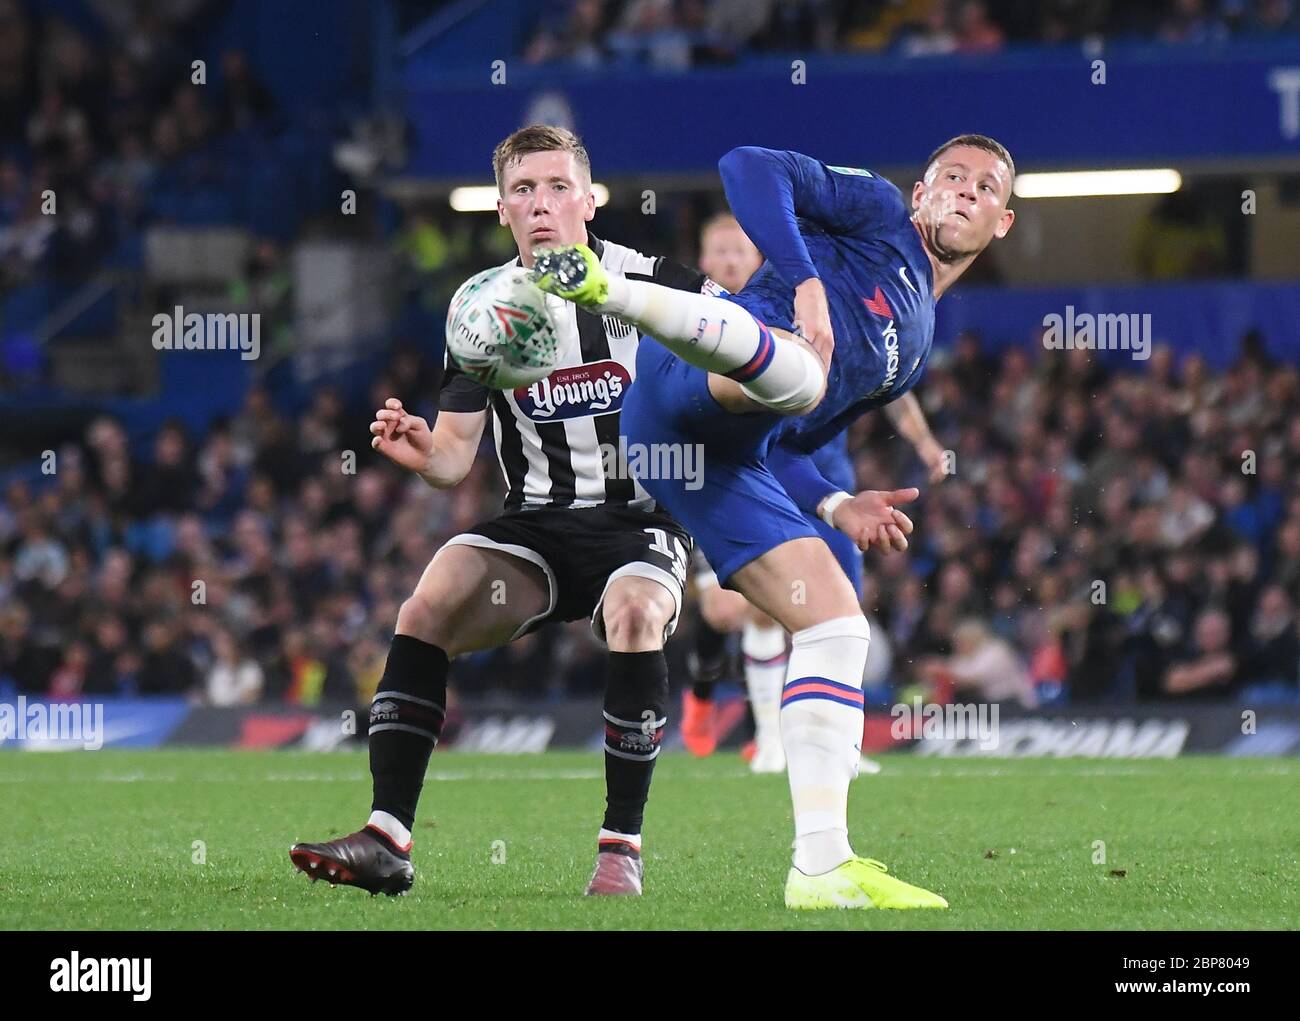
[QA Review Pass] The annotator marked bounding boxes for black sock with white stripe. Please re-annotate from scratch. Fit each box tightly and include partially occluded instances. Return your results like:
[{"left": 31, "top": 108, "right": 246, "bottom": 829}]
[
  {"left": 368, "top": 635, "right": 448, "bottom": 849},
  {"left": 600, "top": 651, "right": 668, "bottom": 852}
]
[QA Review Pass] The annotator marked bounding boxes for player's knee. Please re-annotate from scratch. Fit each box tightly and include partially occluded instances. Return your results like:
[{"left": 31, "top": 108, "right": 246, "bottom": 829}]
[
  {"left": 782, "top": 342, "right": 828, "bottom": 414},
  {"left": 741, "top": 336, "right": 825, "bottom": 416},
  {"left": 791, "top": 613, "right": 870, "bottom": 651},
  {"left": 397, "top": 592, "right": 455, "bottom": 652},
  {"left": 602, "top": 587, "right": 669, "bottom": 651},
  {"left": 602, "top": 592, "right": 670, "bottom": 764}
]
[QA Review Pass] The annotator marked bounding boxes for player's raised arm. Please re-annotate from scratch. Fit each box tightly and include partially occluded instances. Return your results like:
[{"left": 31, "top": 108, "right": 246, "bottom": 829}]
[
  {"left": 718, "top": 147, "right": 908, "bottom": 363},
  {"left": 717, "top": 147, "right": 906, "bottom": 285},
  {"left": 369, "top": 397, "right": 486, "bottom": 488},
  {"left": 717, "top": 147, "right": 819, "bottom": 290}
]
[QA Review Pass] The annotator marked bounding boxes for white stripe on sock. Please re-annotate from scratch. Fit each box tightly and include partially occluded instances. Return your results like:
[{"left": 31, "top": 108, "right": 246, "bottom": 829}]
[
  {"left": 598, "top": 827, "right": 641, "bottom": 851},
  {"left": 367, "top": 810, "right": 412, "bottom": 850}
]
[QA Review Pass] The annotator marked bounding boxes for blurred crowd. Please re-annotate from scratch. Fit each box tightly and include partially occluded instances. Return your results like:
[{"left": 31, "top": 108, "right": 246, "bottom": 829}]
[
  {"left": 3, "top": 330, "right": 1299, "bottom": 707},
  {"left": 2, "top": 0, "right": 1297, "bottom": 712},
  {"left": 524, "top": 0, "right": 1300, "bottom": 68},
  {"left": 855, "top": 331, "right": 1300, "bottom": 707},
  {"left": 0, "top": 0, "right": 276, "bottom": 287},
  {"left": 0, "top": 344, "right": 614, "bottom": 708}
]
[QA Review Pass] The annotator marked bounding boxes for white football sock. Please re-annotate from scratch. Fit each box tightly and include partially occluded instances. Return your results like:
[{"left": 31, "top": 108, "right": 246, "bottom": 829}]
[
  {"left": 367, "top": 810, "right": 413, "bottom": 851},
  {"left": 598, "top": 828, "right": 641, "bottom": 855},
  {"left": 601, "top": 276, "right": 823, "bottom": 413},
  {"left": 780, "top": 615, "right": 870, "bottom": 875},
  {"left": 742, "top": 620, "right": 787, "bottom": 757}
]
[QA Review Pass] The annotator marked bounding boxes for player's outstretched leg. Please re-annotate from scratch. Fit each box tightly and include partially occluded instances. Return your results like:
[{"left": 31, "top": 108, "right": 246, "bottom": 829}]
[{"left": 532, "top": 244, "right": 824, "bottom": 414}]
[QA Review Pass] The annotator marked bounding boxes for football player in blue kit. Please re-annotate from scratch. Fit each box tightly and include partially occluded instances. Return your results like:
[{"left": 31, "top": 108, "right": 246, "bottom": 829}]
[
  {"left": 533, "top": 136, "right": 1015, "bottom": 909},
  {"left": 683, "top": 214, "right": 950, "bottom": 773}
]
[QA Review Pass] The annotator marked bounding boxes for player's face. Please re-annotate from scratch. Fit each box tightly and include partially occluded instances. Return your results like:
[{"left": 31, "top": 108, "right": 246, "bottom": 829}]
[
  {"left": 911, "top": 146, "right": 1014, "bottom": 263},
  {"left": 699, "top": 222, "right": 763, "bottom": 294},
  {"left": 498, "top": 150, "right": 596, "bottom": 263}
]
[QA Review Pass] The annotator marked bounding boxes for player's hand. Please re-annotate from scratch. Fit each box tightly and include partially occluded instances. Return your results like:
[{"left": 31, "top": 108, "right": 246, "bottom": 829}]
[
  {"left": 831, "top": 487, "right": 920, "bottom": 553},
  {"left": 793, "top": 277, "right": 834, "bottom": 370},
  {"left": 370, "top": 397, "right": 433, "bottom": 474},
  {"left": 916, "top": 436, "right": 950, "bottom": 484}
]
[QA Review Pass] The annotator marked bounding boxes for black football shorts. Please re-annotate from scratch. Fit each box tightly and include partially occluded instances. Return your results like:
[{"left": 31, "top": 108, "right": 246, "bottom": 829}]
[{"left": 441, "top": 504, "right": 693, "bottom": 642}]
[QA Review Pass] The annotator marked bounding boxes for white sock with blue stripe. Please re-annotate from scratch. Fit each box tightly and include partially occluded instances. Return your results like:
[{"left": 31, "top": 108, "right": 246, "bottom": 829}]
[
  {"left": 600, "top": 276, "right": 823, "bottom": 412},
  {"left": 781, "top": 615, "right": 870, "bottom": 876},
  {"left": 742, "top": 620, "right": 787, "bottom": 760}
]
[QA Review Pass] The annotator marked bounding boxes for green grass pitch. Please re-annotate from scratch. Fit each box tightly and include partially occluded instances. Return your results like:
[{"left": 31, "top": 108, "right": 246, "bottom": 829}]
[{"left": 1, "top": 750, "right": 1296, "bottom": 930}]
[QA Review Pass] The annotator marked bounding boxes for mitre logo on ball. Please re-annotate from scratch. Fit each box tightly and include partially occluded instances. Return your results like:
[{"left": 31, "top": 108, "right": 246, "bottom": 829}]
[{"left": 445, "top": 265, "right": 561, "bottom": 390}]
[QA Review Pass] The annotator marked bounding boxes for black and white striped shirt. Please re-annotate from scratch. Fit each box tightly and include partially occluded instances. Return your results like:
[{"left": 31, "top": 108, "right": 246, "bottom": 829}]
[{"left": 440, "top": 235, "right": 708, "bottom": 513}]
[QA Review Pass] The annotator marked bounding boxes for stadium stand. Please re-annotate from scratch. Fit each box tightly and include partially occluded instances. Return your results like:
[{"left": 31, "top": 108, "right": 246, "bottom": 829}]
[{"left": 2, "top": 0, "right": 1299, "bottom": 712}]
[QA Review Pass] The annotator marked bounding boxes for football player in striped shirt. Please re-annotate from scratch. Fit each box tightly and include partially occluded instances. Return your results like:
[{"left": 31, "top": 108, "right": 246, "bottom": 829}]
[
  {"left": 291, "top": 126, "right": 712, "bottom": 898},
  {"left": 533, "top": 137, "right": 1015, "bottom": 908}
]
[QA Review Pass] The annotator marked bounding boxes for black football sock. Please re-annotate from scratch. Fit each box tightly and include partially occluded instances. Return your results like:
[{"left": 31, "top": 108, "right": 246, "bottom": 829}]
[
  {"left": 689, "top": 618, "right": 730, "bottom": 700},
  {"left": 368, "top": 634, "right": 449, "bottom": 842},
  {"left": 600, "top": 650, "right": 669, "bottom": 850}
]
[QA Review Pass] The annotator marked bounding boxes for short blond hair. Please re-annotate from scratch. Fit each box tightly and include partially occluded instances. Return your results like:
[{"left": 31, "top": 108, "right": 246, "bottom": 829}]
[
  {"left": 492, "top": 125, "right": 592, "bottom": 193},
  {"left": 700, "top": 211, "right": 741, "bottom": 238}
]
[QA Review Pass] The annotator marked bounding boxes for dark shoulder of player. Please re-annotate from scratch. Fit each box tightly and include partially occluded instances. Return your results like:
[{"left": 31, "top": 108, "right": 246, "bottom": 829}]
[
  {"left": 649, "top": 257, "right": 708, "bottom": 293},
  {"left": 437, "top": 355, "right": 489, "bottom": 413},
  {"left": 623, "top": 251, "right": 708, "bottom": 292},
  {"left": 593, "top": 234, "right": 709, "bottom": 294}
]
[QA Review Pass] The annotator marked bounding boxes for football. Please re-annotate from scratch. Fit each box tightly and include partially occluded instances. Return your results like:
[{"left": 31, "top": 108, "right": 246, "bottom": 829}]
[{"left": 445, "top": 264, "right": 561, "bottom": 389}]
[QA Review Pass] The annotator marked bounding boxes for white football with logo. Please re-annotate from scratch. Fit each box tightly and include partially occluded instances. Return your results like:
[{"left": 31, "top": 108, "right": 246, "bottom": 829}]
[{"left": 445, "top": 265, "right": 561, "bottom": 390}]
